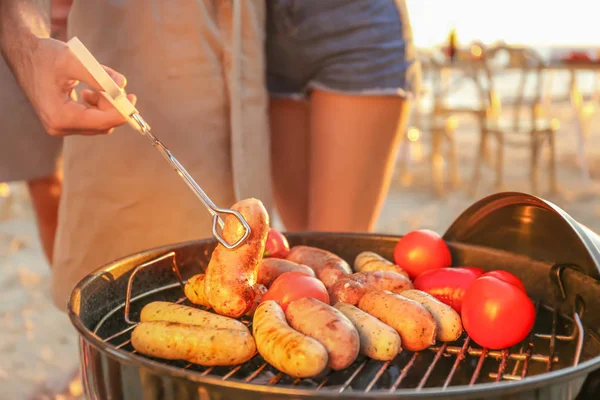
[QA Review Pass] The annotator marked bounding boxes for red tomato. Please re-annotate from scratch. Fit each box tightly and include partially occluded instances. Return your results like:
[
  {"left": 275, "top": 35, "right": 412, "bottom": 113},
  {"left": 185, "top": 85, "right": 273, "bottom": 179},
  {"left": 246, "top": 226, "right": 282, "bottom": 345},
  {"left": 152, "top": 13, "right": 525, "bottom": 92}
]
[
  {"left": 459, "top": 267, "right": 484, "bottom": 277},
  {"left": 461, "top": 276, "right": 535, "bottom": 349},
  {"left": 264, "top": 228, "right": 290, "bottom": 259},
  {"left": 481, "top": 270, "right": 526, "bottom": 293},
  {"left": 261, "top": 272, "right": 329, "bottom": 311},
  {"left": 393, "top": 230, "right": 452, "bottom": 279},
  {"left": 413, "top": 267, "right": 481, "bottom": 313}
]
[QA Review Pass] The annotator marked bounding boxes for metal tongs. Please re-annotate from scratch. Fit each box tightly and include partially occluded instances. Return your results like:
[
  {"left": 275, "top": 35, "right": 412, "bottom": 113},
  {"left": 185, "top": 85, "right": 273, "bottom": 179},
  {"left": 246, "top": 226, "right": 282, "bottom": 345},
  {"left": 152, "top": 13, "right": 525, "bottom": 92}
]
[{"left": 66, "top": 37, "right": 250, "bottom": 249}]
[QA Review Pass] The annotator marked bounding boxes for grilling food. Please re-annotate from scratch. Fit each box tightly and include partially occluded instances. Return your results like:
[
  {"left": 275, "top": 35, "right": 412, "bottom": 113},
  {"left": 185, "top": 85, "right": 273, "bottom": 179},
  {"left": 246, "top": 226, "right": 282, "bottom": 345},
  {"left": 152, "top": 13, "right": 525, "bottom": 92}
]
[
  {"left": 263, "top": 227, "right": 291, "bottom": 258},
  {"left": 353, "top": 251, "right": 409, "bottom": 278},
  {"left": 139, "top": 301, "right": 248, "bottom": 331},
  {"left": 286, "top": 245, "right": 352, "bottom": 289},
  {"left": 413, "top": 267, "right": 483, "bottom": 313},
  {"left": 203, "top": 198, "right": 270, "bottom": 318},
  {"left": 329, "top": 271, "right": 413, "bottom": 306},
  {"left": 399, "top": 290, "right": 463, "bottom": 342},
  {"left": 185, "top": 275, "right": 266, "bottom": 316},
  {"left": 131, "top": 321, "right": 257, "bottom": 366},
  {"left": 261, "top": 271, "right": 330, "bottom": 311},
  {"left": 393, "top": 229, "right": 452, "bottom": 279},
  {"left": 481, "top": 270, "right": 526, "bottom": 292},
  {"left": 329, "top": 279, "right": 366, "bottom": 305},
  {"left": 184, "top": 274, "right": 210, "bottom": 307},
  {"left": 334, "top": 302, "right": 402, "bottom": 361},
  {"left": 253, "top": 300, "right": 329, "bottom": 378},
  {"left": 349, "top": 271, "right": 413, "bottom": 293},
  {"left": 257, "top": 258, "right": 315, "bottom": 287},
  {"left": 285, "top": 297, "right": 360, "bottom": 370},
  {"left": 245, "top": 284, "right": 268, "bottom": 317},
  {"left": 358, "top": 290, "right": 437, "bottom": 351},
  {"left": 461, "top": 276, "right": 536, "bottom": 350}
]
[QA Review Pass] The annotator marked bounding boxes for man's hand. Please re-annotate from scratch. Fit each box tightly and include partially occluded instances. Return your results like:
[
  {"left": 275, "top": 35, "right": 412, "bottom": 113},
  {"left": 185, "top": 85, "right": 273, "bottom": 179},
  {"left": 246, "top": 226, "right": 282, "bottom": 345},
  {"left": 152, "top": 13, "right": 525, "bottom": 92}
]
[{"left": 1, "top": 0, "right": 136, "bottom": 136}]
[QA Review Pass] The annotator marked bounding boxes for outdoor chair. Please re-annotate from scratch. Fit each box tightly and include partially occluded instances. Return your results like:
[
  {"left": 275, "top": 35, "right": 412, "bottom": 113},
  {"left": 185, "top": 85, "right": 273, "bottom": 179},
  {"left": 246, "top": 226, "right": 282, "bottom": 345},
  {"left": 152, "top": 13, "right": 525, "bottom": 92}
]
[
  {"left": 398, "top": 48, "right": 487, "bottom": 197},
  {"left": 469, "top": 44, "right": 559, "bottom": 195}
]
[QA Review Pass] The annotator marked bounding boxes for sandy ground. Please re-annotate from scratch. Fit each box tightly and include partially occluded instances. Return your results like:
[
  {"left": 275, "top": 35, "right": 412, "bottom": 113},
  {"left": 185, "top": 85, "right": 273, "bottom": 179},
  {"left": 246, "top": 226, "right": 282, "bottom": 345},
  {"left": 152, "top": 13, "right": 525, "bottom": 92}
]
[{"left": 2, "top": 100, "right": 600, "bottom": 399}]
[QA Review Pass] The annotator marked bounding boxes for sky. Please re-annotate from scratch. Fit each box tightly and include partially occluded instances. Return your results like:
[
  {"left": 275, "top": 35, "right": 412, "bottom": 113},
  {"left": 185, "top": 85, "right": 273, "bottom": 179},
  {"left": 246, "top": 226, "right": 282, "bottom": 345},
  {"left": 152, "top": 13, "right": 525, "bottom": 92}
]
[{"left": 406, "top": 0, "right": 599, "bottom": 48}]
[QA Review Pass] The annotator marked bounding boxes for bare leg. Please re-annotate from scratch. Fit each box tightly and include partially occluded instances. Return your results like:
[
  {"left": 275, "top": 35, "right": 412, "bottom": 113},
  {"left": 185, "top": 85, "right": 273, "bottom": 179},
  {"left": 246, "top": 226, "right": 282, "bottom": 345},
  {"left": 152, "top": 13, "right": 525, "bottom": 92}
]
[
  {"left": 308, "top": 90, "right": 410, "bottom": 232},
  {"left": 269, "top": 98, "right": 311, "bottom": 231},
  {"left": 27, "top": 173, "right": 62, "bottom": 264}
]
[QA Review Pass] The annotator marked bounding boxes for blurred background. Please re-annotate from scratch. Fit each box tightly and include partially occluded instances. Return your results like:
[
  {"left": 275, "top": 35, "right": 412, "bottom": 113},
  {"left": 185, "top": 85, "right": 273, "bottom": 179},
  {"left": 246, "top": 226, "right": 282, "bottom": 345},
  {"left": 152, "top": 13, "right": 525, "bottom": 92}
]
[{"left": 3, "top": 0, "right": 600, "bottom": 398}]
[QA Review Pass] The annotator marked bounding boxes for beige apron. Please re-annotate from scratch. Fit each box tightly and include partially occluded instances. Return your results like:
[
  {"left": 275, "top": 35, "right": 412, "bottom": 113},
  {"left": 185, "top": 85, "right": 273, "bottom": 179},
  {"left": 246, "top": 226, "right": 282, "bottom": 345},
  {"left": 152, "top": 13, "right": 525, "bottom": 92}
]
[{"left": 51, "top": 0, "right": 272, "bottom": 310}]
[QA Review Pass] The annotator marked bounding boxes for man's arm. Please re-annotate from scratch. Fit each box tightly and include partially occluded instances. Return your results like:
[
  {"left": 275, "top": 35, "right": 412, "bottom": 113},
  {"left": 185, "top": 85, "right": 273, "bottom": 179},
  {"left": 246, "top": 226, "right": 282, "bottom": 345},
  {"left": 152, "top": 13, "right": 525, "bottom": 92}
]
[{"left": 0, "top": 0, "right": 136, "bottom": 136}]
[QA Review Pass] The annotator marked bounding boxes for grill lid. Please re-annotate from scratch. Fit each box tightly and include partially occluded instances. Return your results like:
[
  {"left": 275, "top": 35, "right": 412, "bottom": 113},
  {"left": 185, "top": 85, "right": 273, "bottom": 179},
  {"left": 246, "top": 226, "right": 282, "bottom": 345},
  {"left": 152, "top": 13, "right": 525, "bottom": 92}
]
[{"left": 443, "top": 192, "right": 600, "bottom": 279}]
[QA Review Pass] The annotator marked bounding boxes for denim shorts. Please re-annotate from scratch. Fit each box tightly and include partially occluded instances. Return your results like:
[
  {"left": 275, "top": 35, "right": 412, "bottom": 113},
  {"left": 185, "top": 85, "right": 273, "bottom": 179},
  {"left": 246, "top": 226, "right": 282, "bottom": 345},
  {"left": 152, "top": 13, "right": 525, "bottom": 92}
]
[{"left": 266, "top": 0, "right": 421, "bottom": 100}]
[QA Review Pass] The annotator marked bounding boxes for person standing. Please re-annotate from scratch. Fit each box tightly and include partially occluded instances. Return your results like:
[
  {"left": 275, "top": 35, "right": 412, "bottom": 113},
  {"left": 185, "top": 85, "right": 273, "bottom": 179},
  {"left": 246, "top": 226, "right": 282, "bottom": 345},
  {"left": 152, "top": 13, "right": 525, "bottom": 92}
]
[
  {"left": 0, "top": 0, "right": 71, "bottom": 264},
  {"left": 1, "top": 0, "right": 273, "bottom": 311},
  {"left": 268, "top": 0, "right": 420, "bottom": 233}
]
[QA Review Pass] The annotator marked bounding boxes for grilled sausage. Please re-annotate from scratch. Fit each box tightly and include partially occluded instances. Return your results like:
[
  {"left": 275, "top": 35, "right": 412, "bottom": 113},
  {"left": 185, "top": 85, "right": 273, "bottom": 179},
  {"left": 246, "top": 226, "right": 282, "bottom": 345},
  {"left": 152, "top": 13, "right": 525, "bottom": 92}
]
[
  {"left": 358, "top": 290, "right": 437, "bottom": 351},
  {"left": 184, "top": 274, "right": 210, "bottom": 308},
  {"left": 334, "top": 303, "right": 402, "bottom": 361},
  {"left": 329, "top": 279, "right": 367, "bottom": 305},
  {"left": 131, "top": 321, "right": 256, "bottom": 366},
  {"left": 139, "top": 301, "right": 248, "bottom": 331},
  {"left": 253, "top": 300, "right": 328, "bottom": 378},
  {"left": 349, "top": 271, "right": 413, "bottom": 293},
  {"left": 285, "top": 246, "right": 352, "bottom": 289},
  {"left": 257, "top": 258, "right": 315, "bottom": 287},
  {"left": 399, "top": 290, "right": 463, "bottom": 342},
  {"left": 329, "top": 271, "right": 413, "bottom": 306},
  {"left": 245, "top": 284, "right": 267, "bottom": 317},
  {"left": 285, "top": 297, "right": 360, "bottom": 370},
  {"left": 354, "top": 251, "right": 409, "bottom": 278},
  {"left": 204, "top": 198, "right": 270, "bottom": 318}
]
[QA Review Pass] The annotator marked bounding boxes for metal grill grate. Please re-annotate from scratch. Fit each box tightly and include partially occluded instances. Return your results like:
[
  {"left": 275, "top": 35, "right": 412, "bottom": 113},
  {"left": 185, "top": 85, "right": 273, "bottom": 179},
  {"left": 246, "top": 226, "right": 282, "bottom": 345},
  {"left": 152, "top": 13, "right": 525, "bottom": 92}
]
[{"left": 94, "top": 252, "right": 585, "bottom": 393}]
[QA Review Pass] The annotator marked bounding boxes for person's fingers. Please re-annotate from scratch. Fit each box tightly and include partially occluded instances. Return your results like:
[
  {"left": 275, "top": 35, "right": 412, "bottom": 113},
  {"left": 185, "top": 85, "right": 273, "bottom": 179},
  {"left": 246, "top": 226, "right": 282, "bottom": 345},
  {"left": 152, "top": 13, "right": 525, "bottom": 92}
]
[
  {"left": 81, "top": 89, "right": 100, "bottom": 106},
  {"left": 127, "top": 94, "right": 137, "bottom": 106},
  {"left": 59, "top": 100, "right": 129, "bottom": 133},
  {"left": 102, "top": 66, "right": 127, "bottom": 88}
]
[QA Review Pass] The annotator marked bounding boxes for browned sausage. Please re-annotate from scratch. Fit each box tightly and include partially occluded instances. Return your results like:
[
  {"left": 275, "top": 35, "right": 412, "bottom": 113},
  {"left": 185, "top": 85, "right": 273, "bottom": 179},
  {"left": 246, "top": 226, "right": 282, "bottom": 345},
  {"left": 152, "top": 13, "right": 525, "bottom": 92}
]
[
  {"left": 253, "top": 300, "right": 329, "bottom": 377},
  {"left": 204, "top": 198, "right": 269, "bottom": 318},
  {"left": 329, "top": 279, "right": 367, "bottom": 306},
  {"left": 359, "top": 290, "right": 437, "bottom": 351},
  {"left": 257, "top": 258, "right": 315, "bottom": 287},
  {"left": 285, "top": 298, "right": 360, "bottom": 370},
  {"left": 184, "top": 274, "right": 210, "bottom": 307},
  {"left": 132, "top": 321, "right": 256, "bottom": 366},
  {"left": 245, "top": 284, "right": 267, "bottom": 317},
  {"left": 329, "top": 271, "right": 413, "bottom": 306},
  {"left": 354, "top": 251, "right": 410, "bottom": 278},
  {"left": 285, "top": 246, "right": 352, "bottom": 289},
  {"left": 349, "top": 271, "right": 413, "bottom": 293}
]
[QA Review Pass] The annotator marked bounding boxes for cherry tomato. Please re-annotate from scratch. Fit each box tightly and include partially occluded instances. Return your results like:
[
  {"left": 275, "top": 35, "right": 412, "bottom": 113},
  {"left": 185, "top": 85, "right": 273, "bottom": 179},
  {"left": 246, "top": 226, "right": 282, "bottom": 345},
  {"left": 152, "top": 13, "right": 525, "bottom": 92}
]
[
  {"left": 261, "top": 272, "right": 329, "bottom": 311},
  {"left": 413, "top": 267, "right": 481, "bottom": 313},
  {"left": 481, "top": 270, "right": 526, "bottom": 293},
  {"left": 393, "top": 230, "right": 452, "bottom": 279},
  {"left": 264, "top": 228, "right": 291, "bottom": 259},
  {"left": 461, "top": 276, "right": 535, "bottom": 349}
]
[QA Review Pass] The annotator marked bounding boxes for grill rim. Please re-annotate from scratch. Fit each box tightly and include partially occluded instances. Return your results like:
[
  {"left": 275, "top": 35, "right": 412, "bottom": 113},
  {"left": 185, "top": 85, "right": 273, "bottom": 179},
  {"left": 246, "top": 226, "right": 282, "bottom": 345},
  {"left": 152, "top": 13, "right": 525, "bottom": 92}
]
[{"left": 68, "top": 233, "right": 600, "bottom": 398}]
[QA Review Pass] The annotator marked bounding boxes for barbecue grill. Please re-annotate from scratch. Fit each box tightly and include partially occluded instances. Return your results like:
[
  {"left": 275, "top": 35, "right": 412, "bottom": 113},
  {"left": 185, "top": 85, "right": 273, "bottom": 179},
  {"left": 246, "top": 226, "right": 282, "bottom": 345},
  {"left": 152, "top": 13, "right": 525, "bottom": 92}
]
[{"left": 68, "top": 192, "right": 600, "bottom": 399}]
